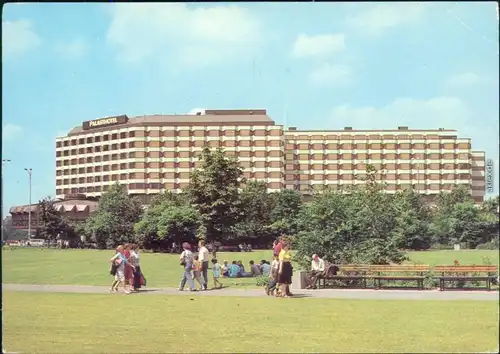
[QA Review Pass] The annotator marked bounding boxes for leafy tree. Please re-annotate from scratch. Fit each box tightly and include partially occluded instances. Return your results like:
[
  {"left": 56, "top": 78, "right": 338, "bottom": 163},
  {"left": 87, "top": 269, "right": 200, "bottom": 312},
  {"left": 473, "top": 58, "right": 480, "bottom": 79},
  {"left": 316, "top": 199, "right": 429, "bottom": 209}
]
[
  {"left": 38, "top": 197, "right": 74, "bottom": 241},
  {"left": 232, "top": 180, "right": 274, "bottom": 245},
  {"left": 294, "top": 165, "right": 407, "bottom": 268},
  {"left": 269, "top": 188, "right": 303, "bottom": 236},
  {"left": 83, "top": 183, "right": 143, "bottom": 249},
  {"left": 135, "top": 197, "right": 200, "bottom": 250},
  {"left": 392, "top": 189, "right": 432, "bottom": 250},
  {"left": 185, "top": 147, "right": 243, "bottom": 242}
]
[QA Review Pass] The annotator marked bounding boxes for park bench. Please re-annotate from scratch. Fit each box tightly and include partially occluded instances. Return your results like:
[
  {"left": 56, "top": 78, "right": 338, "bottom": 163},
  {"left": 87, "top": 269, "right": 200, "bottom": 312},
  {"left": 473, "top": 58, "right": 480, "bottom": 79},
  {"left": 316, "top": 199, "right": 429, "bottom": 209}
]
[
  {"left": 433, "top": 265, "right": 499, "bottom": 291},
  {"left": 318, "top": 264, "right": 430, "bottom": 290},
  {"left": 368, "top": 265, "right": 430, "bottom": 290},
  {"left": 318, "top": 265, "right": 371, "bottom": 289}
]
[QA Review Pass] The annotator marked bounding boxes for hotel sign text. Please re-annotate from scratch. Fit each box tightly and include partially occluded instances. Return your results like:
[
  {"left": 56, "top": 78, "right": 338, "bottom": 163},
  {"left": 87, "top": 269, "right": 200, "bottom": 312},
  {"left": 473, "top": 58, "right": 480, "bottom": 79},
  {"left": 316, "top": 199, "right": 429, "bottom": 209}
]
[{"left": 82, "top": 115, "right": 128, "bottom": 130}]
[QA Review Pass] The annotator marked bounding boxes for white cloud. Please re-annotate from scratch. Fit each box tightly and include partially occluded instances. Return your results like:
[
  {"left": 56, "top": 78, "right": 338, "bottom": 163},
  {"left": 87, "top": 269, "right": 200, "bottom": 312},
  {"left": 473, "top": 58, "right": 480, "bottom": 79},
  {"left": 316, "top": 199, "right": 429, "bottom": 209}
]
[
  {"left": 445, "top": 72, "right": 492, "bottom": 88},
  {"left": 2, "top": 19, "right": 41, "bottom": 57},
  {"left": 292, "top": 33, "right": 345, "bottom": 59},
  {"left": 309, "top": 64, "right": 352, "bottom": 86},
  {"left": 330, "top": 97, "right": 470, "bottom": 130},
  {"left": 347, "top": 3, "right": 427, "bottom": 36},
  {"left": 106, "top": 3, "right": 262, "bottom": 68},
  {"left": 55, "top": 39, "right": 89, "bottom": 59},
  {"left": 2, "top": 124, "right": 23, "bottom": 141}
]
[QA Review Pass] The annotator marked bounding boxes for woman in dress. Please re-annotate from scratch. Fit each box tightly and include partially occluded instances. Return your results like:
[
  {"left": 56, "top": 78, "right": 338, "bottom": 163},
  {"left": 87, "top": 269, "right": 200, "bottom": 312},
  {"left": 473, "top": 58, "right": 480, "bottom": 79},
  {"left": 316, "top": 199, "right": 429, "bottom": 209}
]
[
  {"left": 277, "top": 242, "right": 293, "bottom": 298},
  {"left": 130, "top": 244, "right": 143, "bottom": 291},
  {"left": 123, "top": 243, "right": 135, "bottom": 291},
  {"left": 179, "top": 242, "right": 196, "bottom": 291},
  {"left": 110, "top": 245, "right": 129, "bottom": 294}
]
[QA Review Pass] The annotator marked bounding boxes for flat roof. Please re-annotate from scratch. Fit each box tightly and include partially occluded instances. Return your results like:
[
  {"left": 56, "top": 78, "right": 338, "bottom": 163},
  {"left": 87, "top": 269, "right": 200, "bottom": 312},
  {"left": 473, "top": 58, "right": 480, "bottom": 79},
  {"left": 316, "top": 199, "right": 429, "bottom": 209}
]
[{"left": 65, "top": 109, "right": 275, "bottom": 137}]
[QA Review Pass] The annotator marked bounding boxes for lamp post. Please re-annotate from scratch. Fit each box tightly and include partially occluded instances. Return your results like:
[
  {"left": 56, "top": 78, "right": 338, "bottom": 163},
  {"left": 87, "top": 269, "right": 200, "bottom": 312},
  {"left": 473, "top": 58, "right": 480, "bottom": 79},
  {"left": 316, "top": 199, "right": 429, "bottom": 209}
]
[
  {"left": 2, "top": 159, "right": 11, "bottom": 243},
  {"left": 24, "top": 168, "right": 32, "bottom": 239}
]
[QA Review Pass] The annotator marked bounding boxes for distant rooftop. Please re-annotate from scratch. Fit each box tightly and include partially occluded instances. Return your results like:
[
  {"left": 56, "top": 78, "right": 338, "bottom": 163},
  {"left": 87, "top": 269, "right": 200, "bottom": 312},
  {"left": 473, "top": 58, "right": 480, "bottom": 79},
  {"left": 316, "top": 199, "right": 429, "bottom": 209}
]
[{"left": 65, "top": 109, "right": 273, "bottom": 136}]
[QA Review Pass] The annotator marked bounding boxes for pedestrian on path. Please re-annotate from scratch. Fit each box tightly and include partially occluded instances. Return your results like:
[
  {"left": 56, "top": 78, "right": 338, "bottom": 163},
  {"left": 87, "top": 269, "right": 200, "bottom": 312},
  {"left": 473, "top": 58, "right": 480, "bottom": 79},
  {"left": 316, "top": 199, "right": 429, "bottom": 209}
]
[
  {"left": 179, "top": 242, "right": 196, "bottom": 292},
  {"left": 198, "top": 240, "right": 210, "bottom": 290},
  {"left": 109, "top": 245, "right": 131, "bottom": 294},
  {"left": 277, "top": 242, "right": 293, "bottom": 297}
]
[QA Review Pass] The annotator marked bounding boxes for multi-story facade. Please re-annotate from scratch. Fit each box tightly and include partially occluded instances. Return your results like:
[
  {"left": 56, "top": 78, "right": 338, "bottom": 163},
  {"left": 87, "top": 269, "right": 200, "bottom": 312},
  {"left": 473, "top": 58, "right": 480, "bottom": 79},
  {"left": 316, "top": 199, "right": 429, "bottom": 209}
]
[
  {"left": 284, "top": 126, "right": 486, "bottom": 203},
  {"left": 56, "top": 110, "right": 284, "bottom": 204},
  {"left": 54, "top": 109, "right": 486, "bottom": 204}
]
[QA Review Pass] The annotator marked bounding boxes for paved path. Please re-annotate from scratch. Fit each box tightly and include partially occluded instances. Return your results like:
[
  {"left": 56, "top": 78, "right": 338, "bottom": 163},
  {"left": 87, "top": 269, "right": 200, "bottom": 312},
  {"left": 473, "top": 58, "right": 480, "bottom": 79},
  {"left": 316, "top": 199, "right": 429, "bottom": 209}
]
[{"left": 3, "top": 283, "right": 499, "bottom": 301}]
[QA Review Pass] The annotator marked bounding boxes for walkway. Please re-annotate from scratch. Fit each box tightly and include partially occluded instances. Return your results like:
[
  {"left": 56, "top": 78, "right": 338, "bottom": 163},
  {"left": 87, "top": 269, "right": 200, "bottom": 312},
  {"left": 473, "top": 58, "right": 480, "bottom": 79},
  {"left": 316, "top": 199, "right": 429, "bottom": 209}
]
[{"left": 3, "top": 283, "right": 499, "bottom": 301}]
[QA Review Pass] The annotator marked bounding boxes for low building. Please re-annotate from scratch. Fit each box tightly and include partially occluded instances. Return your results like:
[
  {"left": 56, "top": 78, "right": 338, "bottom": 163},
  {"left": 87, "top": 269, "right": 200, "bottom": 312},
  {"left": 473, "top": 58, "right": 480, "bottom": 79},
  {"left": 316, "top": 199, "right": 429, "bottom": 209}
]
[{"left": 9, "top": 194, "right": 98, "bottom": 232}]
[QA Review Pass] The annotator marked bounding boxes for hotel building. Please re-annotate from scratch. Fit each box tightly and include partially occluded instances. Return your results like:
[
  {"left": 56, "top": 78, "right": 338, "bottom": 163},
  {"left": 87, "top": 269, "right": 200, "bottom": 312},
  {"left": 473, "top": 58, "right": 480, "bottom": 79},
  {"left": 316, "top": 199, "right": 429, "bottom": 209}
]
[{"left": 54, "top": 109, "right": 486, "bottom": 205}]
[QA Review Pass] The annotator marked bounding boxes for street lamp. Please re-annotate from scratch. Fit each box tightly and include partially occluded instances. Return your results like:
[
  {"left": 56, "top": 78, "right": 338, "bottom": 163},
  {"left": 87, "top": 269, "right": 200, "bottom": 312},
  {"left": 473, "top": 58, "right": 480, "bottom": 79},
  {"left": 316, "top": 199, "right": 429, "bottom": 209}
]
[
  {"left": 24, "top": 168, "right": 32, "bottom": 239},
  {"left": 2, "top": 159, "right": 11, "bottom": 243}
]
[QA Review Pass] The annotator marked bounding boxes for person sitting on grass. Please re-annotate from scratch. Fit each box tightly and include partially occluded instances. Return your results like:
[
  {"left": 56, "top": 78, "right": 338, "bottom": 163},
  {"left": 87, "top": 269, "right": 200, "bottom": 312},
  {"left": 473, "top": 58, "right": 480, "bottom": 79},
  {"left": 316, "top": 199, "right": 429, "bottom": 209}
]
[
  {"left": 250, "top": 260, "right": 262, "bottom": 277},
  {"left": 211, "top": 258, "right": 223, "bottom": 289},
  {"left": 228, "top": 261, "right": 240, "bottom": 278},
  {"left": 221, "top": 260, "right": 229, "bottom": 277},
  {"left": 260, "top": 260, "right": 271, "bottom": 277},
  {"left": 237, "top": 260, "right": 246, "bottom": 274}
]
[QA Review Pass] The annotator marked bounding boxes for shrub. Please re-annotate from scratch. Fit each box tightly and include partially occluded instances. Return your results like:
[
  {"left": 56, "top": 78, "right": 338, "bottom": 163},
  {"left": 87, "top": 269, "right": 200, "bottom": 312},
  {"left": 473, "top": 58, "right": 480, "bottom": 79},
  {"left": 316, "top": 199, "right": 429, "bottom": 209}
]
[
  {"left": 255, "top": 276, "right": 269, "bottom": 287},
  {"left": 476, "top": 238, "right": 499, "bottom": 250}
]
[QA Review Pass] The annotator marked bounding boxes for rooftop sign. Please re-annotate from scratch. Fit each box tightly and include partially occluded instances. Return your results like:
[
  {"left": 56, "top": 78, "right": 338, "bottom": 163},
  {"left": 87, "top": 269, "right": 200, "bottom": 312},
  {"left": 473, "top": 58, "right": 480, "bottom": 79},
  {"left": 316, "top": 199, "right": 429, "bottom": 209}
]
[{"left": 82, "top": 115, "right": 128, "bottom": 130}]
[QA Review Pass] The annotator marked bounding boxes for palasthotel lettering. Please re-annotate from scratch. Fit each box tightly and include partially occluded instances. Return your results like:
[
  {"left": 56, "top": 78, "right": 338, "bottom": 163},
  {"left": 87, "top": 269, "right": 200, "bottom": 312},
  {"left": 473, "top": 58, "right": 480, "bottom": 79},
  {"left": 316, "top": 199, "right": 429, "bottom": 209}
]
[{"left": 89, "top": 118, "right": 118, "bottom": 127}]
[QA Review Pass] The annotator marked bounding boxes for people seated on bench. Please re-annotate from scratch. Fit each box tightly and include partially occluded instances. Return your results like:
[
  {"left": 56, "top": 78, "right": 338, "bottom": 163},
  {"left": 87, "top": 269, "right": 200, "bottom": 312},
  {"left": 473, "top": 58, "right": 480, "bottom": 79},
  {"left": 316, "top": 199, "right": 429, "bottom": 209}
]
[
  {"left": 260, "top": 260, "right": 270, "bottom": 277},
  {"left": 306, "top": 254, "right": 325, "bottom": 289}
]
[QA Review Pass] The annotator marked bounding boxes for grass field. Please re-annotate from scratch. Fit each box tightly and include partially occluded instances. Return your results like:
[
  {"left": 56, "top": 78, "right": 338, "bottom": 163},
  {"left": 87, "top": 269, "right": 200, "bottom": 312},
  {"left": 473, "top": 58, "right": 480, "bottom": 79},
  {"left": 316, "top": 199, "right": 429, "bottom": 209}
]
[
  {"left": 3, "top": 291, "right": 499, "bottom": 353},
  {"left": 2, "top": 248, "right": 499, "bottom": 288}
]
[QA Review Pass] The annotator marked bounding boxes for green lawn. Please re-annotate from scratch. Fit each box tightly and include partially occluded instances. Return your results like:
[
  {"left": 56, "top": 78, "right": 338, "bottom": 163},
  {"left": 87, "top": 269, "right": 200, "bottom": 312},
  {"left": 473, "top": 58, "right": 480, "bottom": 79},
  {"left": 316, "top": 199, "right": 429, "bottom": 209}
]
[
  {"left": 3, "top": 291, "right": 498, "bottom": 353},
  {"left": 2, "top": 248, "right": 499, "bottom": 288}
]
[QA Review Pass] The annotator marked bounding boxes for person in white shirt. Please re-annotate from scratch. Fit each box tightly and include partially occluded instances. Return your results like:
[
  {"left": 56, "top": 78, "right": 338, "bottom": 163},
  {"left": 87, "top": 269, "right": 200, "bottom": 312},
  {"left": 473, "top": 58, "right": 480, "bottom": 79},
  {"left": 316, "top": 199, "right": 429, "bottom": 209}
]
[
  {"left": 306, "top": 254, "right": 325, "bottom": 289},
  {"left": 198, "top": 240, "right": 210, "bottom": 290}
]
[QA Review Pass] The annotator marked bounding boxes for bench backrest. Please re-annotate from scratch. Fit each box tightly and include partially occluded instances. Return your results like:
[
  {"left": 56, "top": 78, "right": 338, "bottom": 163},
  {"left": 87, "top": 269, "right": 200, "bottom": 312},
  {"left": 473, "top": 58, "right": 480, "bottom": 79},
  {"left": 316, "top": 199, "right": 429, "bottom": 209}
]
[
  {"left": 434, "top": 265, "right": 498, "bottom": 273},
  {"left": 368, "top": 265, "right": 430, "bottom": 273},
  {"left": 339, "top": 264, "right": 371, "bottom": 273}
]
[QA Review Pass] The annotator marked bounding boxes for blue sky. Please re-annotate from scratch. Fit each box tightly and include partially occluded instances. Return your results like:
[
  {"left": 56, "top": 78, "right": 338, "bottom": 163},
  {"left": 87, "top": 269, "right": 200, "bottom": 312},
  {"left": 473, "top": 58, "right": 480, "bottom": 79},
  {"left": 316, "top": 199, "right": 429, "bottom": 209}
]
[{"left": 2, "top": 2, "right": 499, "bottom": 214}]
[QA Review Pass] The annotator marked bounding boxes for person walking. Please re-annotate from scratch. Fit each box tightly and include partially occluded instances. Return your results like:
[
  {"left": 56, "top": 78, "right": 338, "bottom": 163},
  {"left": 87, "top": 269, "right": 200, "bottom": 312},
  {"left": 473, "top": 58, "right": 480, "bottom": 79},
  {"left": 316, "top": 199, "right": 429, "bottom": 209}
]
[
  {"left": 192, "top": 255, "right": 205, "bottom": 290},
  {"left": 277, "top": 242, "right": 293, "bottom": 298},
  {"left": 110, "top": 245, "right": 130, "bottom": 294},
  {"left": 211, "top": 258, "right": 223, "bottom": 289},
  {"left": 130, "top": 244, "right": 144, "bottom": 291},
  {"left": 179, "top": 242, "right": 196, "bottom": 291},
  {"left": 198, "top": 240, "right": 210, "bottom": 290}
]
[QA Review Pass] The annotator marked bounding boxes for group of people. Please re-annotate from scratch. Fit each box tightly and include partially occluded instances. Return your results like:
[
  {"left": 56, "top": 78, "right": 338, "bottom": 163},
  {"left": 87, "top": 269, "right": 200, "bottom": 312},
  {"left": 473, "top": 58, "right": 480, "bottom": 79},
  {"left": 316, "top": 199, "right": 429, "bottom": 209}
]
[
  {"left": 109, "top": 243, "right": 145, "bottom": 294},
  {"left": 108, "top": 235, "right": 328, "bottom": 296}
]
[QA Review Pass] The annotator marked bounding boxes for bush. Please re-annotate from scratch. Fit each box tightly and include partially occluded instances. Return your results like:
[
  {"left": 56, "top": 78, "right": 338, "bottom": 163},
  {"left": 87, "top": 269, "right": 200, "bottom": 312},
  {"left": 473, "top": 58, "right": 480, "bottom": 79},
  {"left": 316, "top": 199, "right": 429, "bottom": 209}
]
[
  {"left": 430, "top": 244, "right": 454, "bottom": 250},
  {"left": 476, "top": 238, "right": 499, "bottom": 250},
  {"left": 255, "top": 276, "right": 269, "bottom": 287}
]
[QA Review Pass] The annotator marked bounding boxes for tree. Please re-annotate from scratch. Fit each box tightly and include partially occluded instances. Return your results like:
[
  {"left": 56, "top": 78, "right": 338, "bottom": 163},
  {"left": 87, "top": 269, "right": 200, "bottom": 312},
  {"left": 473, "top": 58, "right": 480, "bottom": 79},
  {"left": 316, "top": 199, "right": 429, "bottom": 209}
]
[
  {"left": 135, "top": 196, "right": 200, "bottom": 250},
  {"left": 83, "top": 183, "right": 143, "bottom": 249},
  {"left": 185, "top": 147, "right": 243, "bottom": 242},
  {"left": 38, "top": 197, "right": 74, "bottom": 241},
  {"left": 269, "top": 188, "right": 303, "bottom": 236},
  {"left": 232, "top": 180, "right": 275, "bottom": 245},
  {"left": 392, "top": 189, "right": 432, "bottom": 250},
  {"left": 293, "top": 165, "right": 407, "bottom": 268}
]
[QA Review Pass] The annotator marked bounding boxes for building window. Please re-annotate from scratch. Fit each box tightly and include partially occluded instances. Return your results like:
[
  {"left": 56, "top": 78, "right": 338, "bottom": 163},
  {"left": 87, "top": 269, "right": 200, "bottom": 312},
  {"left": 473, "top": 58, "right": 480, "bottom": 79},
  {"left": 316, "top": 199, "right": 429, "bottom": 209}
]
[{"left": 112, "top": 133, "right": 118, "bottom": 140}]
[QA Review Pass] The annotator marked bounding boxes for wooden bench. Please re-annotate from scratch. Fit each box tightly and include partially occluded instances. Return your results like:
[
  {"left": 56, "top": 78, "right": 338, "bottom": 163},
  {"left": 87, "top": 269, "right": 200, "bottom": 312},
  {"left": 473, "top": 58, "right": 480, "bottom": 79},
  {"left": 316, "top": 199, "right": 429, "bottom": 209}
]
[
  {"left": 369, "top": 265, "right": 430, "bottom": 290},
  {"left": 319, "top": 264, "right": 430, "bottom": 290},
  {"left": 319, "top": 265, "right": 371, "bottom": 289},
  {"left": 433, "top": 265, "right": 499, "bottom": 291}
]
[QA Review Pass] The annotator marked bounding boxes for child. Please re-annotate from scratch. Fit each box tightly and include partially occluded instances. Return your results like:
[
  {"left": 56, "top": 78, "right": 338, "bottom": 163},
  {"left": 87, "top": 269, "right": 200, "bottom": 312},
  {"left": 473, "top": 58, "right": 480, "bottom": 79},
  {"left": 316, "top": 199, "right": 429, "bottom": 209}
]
[
  {"left": 211, "top": 258, "right": 223, "bottom": 289},
  {"left": 192, "top": 255, "right": 205, "bottom": 290},
  {"left": 221, "top": 260, "right": 229, "bottom": 277},
  {"left": 266, "top": 255, "right": 280, "bottom": 296}
]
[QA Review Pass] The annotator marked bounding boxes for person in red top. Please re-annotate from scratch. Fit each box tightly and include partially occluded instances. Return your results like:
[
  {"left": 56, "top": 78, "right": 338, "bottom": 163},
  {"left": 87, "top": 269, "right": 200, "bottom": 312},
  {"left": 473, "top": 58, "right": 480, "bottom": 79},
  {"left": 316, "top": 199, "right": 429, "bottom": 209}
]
[
  {"left": 273, "top": 235, "right": 284, "bottom": 257},
  {"left": 123, "top": 243, "right": 135, "bottom": 292}
]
